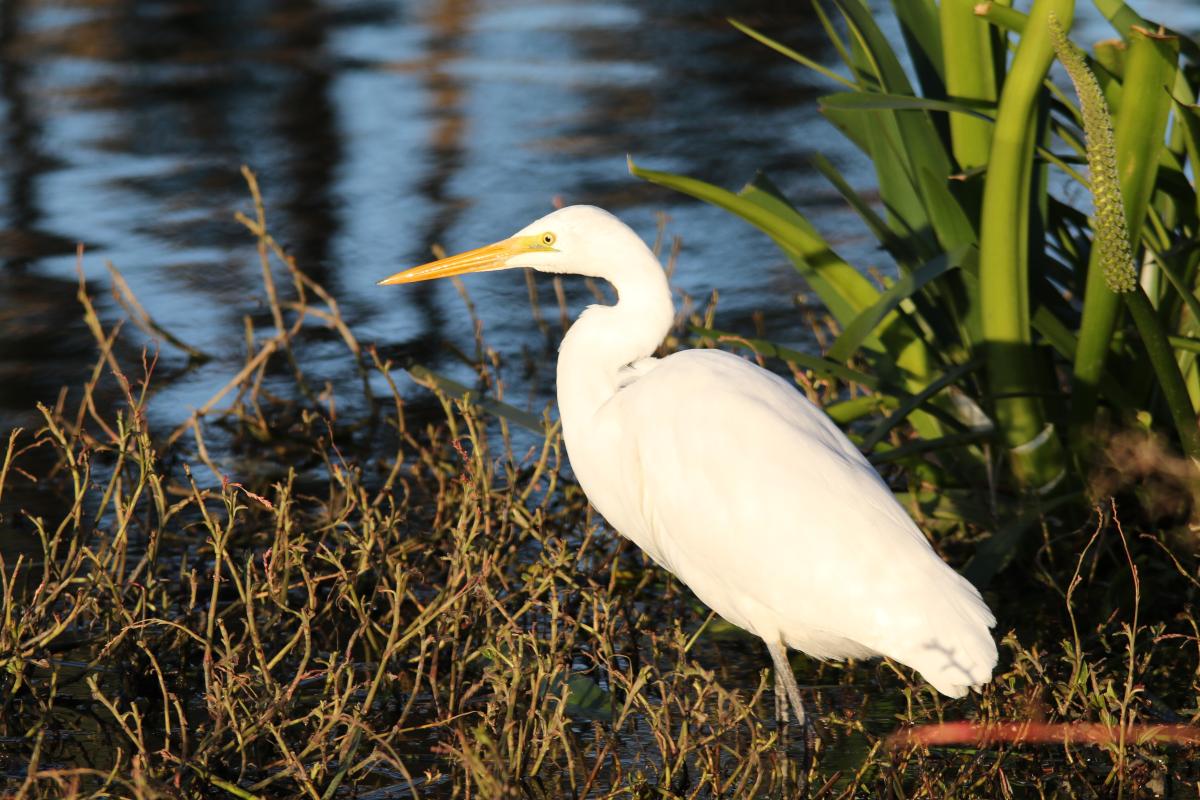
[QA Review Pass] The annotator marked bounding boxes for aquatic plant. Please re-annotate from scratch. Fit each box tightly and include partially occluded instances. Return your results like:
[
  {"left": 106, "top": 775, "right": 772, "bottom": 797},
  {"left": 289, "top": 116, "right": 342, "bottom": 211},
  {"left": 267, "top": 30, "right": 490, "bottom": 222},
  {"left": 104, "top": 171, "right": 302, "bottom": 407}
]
[{"left": 632, "top": 0, "right": 1200, "bottom": 580}]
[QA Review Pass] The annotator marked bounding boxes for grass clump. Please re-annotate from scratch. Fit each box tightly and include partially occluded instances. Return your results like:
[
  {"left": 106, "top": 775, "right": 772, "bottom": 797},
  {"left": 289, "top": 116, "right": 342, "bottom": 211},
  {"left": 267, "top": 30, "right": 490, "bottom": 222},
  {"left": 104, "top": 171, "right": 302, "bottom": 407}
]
[{"left": 0, "top": 173, "right": 1198, "bottom": 798}]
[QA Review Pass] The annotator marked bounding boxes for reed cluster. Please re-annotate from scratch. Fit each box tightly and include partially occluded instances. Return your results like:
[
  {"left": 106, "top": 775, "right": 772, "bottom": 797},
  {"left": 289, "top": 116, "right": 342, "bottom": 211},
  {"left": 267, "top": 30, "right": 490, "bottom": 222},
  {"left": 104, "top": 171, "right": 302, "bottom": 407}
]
[{"left": 633, "top": 0, "right": 1200, "bottom": 584}]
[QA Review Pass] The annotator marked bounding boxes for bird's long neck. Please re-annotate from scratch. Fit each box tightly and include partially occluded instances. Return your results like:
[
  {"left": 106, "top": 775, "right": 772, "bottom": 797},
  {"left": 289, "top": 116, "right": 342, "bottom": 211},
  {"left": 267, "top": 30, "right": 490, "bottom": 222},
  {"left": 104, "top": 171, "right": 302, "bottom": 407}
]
[{"left": 556, "top": 252, "right": 674, "bottom": 442}]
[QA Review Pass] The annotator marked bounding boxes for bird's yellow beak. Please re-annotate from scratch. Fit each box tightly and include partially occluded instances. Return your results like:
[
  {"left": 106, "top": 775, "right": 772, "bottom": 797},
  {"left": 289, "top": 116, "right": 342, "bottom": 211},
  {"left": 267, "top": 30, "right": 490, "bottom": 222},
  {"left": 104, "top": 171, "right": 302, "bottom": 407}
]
[{"left": 377, "top": 234, "right": 550, "bottom": 286}]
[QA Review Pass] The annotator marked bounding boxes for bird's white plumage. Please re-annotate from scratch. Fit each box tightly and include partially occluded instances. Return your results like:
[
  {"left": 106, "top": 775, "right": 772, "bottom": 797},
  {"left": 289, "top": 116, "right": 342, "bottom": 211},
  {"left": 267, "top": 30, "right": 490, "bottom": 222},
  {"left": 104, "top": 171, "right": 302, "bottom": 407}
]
[
  {"left": 382, "top": 204, "right": 998, "bottom": 701},
  {"left": 583, "top": 348, "right": 995, "bottom": 696}
]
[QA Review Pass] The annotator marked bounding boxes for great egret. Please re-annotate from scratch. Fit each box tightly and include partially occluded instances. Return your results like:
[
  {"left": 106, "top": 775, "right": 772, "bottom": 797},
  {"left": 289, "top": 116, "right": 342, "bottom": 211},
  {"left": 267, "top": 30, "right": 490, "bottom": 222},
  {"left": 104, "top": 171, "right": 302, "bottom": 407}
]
[{"left": 379, "top": 205, "right": 997, "bottom": 731}]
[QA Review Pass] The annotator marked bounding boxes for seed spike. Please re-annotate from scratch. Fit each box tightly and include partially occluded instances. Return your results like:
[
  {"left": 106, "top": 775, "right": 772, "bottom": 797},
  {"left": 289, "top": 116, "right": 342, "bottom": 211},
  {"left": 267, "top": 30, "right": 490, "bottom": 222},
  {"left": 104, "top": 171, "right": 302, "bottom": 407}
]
[{"left": 1049, "top": 12, "right": 1138, "bottom": 294}]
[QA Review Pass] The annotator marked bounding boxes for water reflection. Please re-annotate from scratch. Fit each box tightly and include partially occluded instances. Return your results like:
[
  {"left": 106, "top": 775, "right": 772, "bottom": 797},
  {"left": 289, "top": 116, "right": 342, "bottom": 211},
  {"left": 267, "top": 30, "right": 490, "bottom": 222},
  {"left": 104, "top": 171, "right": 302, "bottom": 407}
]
[
  {"left": 405, "top": 0, "right": 475, "bottom": 353},
  {"left": 0, "top": 0, "right": 824, "bottom": 432},
  {"left": 0, "top": 0, "right": 1196, "bottom": 436}
]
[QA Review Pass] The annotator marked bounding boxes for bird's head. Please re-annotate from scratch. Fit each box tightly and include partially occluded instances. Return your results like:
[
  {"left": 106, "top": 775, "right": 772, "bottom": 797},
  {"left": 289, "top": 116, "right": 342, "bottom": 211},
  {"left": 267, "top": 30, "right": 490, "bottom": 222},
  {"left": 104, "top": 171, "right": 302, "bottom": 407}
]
[{"left": 377, "top": 205, "right": 651, "bottom": 286}]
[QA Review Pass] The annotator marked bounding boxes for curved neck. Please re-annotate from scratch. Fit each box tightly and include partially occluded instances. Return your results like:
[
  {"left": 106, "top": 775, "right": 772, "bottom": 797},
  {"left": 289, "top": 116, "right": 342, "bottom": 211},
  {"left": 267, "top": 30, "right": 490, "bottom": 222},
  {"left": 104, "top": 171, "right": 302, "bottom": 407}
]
[{"left": 556, "top": 253, "right": 674, "bottom": 439}]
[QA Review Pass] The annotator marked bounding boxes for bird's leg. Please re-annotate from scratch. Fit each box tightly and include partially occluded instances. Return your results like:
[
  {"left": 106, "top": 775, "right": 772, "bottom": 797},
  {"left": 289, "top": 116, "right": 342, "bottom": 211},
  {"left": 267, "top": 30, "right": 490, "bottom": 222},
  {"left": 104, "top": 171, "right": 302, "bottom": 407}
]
[
  {"left": 773, "top": 666, "right": 787, "bottom": 730},
  {"left": 766, "top": 639, "right": 806, "bottom": 729},
  {"left": 767, "top": 639, "right": 814, "bottom": 785},
  {"left": 772, "top": 663, "right": 794, "bottom": 787}
]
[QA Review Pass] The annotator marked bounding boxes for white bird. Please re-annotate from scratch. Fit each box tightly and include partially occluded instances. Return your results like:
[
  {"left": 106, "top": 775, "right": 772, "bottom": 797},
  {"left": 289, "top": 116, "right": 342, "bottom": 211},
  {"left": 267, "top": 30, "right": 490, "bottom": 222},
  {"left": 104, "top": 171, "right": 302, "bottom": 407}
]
[{"left": 379, "top": 205, "right": 997, "bottom": 730}]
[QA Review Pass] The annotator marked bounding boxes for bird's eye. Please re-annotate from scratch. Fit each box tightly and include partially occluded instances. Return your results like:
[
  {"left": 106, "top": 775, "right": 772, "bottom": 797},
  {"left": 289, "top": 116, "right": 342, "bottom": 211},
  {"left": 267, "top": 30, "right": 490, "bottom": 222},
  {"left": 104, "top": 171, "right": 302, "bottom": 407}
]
[{"left": 541, "top": 232, "right": 556, "bottom": 246}]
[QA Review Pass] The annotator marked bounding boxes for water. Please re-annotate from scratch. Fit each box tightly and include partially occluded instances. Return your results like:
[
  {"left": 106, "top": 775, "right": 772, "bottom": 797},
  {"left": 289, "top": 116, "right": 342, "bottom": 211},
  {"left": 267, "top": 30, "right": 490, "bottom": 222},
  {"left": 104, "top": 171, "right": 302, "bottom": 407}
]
[
  {"left": 0, "top": 0, "right": 815, "bottom": 434},
  {"left": 2, "top": 0, "right": 1197, "bottom": 436}
]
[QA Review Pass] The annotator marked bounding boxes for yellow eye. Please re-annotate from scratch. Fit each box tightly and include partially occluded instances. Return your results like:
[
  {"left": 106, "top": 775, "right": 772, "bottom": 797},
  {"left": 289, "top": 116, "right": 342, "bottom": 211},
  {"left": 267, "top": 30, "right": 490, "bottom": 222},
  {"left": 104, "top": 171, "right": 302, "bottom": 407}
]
[{"left": 541, "top": 232, "right": 556, "bottom": 246}]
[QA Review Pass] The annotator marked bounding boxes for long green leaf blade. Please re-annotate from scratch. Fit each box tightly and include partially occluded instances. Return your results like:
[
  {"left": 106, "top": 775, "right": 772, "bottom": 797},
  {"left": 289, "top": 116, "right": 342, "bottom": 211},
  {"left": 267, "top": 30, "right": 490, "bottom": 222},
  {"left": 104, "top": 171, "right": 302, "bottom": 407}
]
[
  {"left": 819, "top": 92, "right": 995, "bottom": 120},
  {"left": 827, "top": 249, "right": 967, "bottom": 363},
  {"left": 941, "top": 0, "right": 1000, "bottom": 169},
  {"left": 629, "top": 159, "right": 882, "bottom": 328},
  {"left": 977, "top": 0, "right": 1073, "bottom": 491},
  {"left": 727, "top": 18, "right": 856, "bottom": 89}
]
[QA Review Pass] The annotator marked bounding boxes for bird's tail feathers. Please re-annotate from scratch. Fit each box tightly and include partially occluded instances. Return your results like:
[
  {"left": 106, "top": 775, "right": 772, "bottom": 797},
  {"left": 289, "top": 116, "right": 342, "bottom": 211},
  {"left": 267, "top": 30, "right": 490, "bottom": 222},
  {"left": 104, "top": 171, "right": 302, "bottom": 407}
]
[{"left": 896, "top": 568, "right": 998, "bottom": 699}]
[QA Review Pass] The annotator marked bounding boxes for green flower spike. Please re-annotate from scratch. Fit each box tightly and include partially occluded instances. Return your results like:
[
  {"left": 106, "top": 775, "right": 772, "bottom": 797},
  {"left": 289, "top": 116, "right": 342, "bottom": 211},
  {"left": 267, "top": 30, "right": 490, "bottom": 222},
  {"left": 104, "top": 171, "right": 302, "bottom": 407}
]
[{"left": 1049, "top": 13, "right": 1138, "bottom": 294}]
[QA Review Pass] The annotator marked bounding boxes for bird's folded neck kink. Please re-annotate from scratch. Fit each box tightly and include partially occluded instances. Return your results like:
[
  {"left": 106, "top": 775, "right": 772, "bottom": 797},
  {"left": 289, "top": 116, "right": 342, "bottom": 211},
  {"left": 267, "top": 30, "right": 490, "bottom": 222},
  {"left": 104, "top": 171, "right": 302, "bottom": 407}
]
[{"left": 556, "top": 263, "right": 674, "bottom": 431}]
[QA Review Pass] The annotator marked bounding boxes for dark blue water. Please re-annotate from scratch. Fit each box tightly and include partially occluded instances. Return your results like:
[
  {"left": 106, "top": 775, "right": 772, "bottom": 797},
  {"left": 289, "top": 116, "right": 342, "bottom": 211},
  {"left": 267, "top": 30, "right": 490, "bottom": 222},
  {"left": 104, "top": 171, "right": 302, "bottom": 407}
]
[{"left": 0, "top": 0, "right": 1196, "bottom": 433}]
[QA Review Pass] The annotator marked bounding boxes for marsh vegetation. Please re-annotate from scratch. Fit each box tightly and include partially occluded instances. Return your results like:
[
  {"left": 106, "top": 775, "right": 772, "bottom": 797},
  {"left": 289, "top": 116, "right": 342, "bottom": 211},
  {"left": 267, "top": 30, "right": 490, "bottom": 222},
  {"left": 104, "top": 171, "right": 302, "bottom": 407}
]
[
  {"left": 4, "top": 0, "right": 1200, "bottom": 797},
  {"left": 0, "top": 167, "right": 1197, "bottom": 798}
]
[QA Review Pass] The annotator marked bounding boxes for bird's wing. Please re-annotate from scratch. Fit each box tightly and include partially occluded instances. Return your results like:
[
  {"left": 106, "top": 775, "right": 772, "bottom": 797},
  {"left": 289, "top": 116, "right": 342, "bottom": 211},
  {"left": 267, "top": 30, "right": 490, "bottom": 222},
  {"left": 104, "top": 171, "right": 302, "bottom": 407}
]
[{"left": 602, "top": 349, "right": 996, "bottom": 696}]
